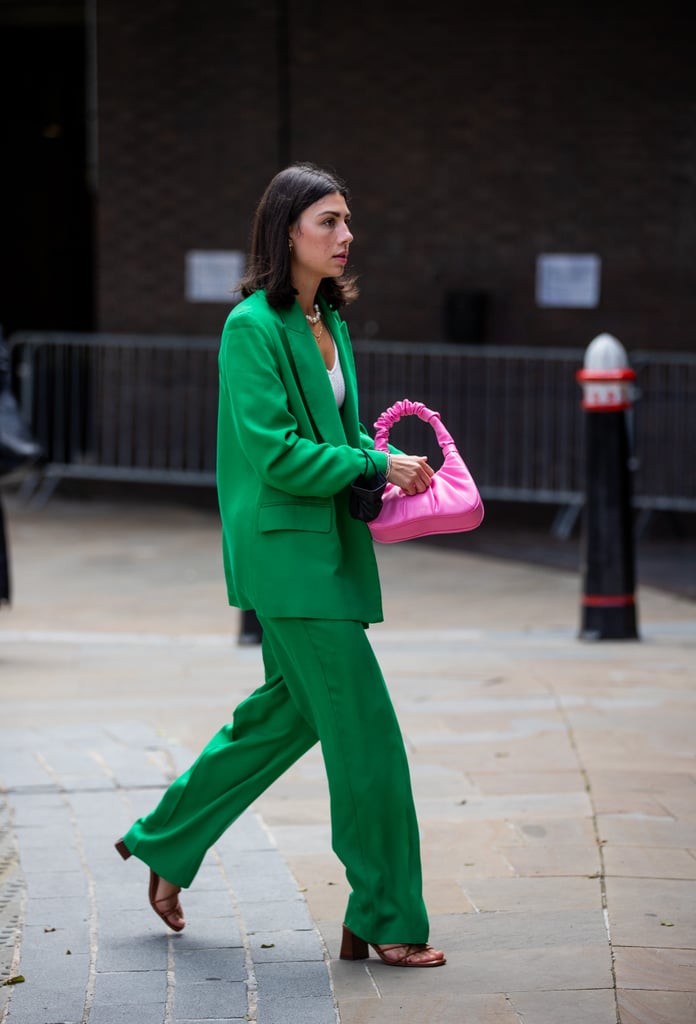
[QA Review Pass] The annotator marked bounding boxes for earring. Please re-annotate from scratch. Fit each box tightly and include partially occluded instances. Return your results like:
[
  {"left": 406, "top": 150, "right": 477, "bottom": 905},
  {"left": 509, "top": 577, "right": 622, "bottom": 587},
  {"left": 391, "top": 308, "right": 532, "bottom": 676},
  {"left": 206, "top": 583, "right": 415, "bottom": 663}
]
[{"left": 288, "top": 238, "right": 294, "bottom": 252}]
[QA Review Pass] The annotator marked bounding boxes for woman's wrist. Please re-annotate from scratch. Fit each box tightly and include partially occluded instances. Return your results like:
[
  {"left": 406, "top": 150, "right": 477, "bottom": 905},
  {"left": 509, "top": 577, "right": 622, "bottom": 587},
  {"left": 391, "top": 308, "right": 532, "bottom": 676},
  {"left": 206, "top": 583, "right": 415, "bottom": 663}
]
[{"left": 385, "top": 452, "right": 393, "bottom": 481}]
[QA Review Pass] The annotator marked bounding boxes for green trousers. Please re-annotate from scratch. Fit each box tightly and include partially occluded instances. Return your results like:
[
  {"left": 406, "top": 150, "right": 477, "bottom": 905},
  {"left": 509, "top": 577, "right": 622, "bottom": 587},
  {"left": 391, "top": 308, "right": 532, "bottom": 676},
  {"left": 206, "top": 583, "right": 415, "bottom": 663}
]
[{"left": 122, "top": 616, "right": 429, "bottom": 944}]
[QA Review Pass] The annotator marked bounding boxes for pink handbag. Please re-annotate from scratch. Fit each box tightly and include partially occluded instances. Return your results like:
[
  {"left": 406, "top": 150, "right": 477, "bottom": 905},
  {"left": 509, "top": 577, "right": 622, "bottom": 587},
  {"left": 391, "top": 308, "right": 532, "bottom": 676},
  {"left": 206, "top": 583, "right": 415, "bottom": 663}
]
[{"left": 368, "top": 399, "right": 484, "bottom": 544}]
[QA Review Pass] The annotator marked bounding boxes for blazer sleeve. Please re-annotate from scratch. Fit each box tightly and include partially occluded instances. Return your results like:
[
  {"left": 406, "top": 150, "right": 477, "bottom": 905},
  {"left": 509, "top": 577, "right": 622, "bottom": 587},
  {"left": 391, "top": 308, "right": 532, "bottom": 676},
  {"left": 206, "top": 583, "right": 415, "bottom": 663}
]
[{"left": 219, "top": 309, "right": 389, "bottom": 498}]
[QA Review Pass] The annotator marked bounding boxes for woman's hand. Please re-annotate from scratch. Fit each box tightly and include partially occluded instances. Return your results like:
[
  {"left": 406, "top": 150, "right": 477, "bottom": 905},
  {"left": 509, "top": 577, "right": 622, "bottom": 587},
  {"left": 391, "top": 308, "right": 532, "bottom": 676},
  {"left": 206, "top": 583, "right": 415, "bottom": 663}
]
[{"left": 387, "top": 454, "right": 434, "bottom": 495}]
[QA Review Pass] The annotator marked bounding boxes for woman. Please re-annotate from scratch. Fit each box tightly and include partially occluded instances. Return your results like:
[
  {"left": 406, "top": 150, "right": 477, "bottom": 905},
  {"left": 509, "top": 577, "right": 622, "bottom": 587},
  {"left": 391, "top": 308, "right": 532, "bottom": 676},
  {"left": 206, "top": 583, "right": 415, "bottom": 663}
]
[{"left": 116, "top": 162, "right": 445, "bottom": 968}]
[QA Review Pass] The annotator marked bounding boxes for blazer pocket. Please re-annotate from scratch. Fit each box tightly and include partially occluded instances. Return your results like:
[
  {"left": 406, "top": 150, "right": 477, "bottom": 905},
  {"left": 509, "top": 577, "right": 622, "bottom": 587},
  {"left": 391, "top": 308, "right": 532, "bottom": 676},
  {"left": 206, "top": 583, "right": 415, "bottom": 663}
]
[{"left": 258, "top": 501, "right": 333, "bottom": 534}]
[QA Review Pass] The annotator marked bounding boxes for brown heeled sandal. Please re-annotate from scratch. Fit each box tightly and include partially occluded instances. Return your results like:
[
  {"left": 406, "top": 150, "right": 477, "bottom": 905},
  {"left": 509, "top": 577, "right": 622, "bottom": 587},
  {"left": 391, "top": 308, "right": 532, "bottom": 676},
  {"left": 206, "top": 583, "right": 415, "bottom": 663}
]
[
  {"left": 115, "top": 838, "right": 185, "bottom": 933},
  {"left": 148, "top": 870, "right": 185, "bottom": 932},
  {"left": 340, "top": 924, "right": 446, "bottom": 967}
]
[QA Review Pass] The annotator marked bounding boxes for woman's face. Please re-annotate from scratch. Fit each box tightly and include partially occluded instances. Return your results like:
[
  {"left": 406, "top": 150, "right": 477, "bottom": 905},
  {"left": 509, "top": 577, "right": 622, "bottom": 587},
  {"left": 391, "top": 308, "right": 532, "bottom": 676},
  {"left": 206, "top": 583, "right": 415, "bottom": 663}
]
[{"left": 289, "top": 191, "right": 353, "bottom": 285}]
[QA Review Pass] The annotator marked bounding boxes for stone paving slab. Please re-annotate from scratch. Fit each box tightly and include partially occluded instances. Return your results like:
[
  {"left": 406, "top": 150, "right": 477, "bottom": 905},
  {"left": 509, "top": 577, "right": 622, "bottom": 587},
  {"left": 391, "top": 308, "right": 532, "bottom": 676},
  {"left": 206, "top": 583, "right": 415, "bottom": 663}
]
[
  {"left": 617, "top": 989, "right": 696, "bottom": 1024},
  {"left": 0, "top": 724, "right": 337, "bottom": 1024},
  {"left": 1, "top": 495, "right": 695, "bottom": 1023}
]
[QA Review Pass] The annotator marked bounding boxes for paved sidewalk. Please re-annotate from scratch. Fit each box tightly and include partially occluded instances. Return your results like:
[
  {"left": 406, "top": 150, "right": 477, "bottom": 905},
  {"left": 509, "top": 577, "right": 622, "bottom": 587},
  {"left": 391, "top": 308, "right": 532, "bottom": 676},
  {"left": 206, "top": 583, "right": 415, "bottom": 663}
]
[
  {"left": 1, "top": 724, "right": 332, "bottom": 1024},
  {"left": 0, "top": 495, "right": 694, "bottom": 1024}
]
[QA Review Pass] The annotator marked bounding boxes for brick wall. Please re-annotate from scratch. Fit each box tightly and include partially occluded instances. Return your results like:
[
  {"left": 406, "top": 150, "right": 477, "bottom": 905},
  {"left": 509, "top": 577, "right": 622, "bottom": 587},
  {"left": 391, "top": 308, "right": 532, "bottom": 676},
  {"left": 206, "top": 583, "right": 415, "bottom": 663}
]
[
  {"left": 96, "top": 1, "right": 696, "bottom": 350},
  {"left": 96, "top": 0, "right": 279, "bottom": 335}
]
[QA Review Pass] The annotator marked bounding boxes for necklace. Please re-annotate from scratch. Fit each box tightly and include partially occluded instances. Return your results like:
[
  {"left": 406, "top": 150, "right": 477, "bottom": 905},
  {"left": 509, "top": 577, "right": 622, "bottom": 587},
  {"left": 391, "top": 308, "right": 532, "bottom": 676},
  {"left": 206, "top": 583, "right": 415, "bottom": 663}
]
[
  {"left": 305, "top": 303, "right": 322, "bottom": 325},
  {"left": 311, "top": 320, "right": 324, "bottom": 344}
]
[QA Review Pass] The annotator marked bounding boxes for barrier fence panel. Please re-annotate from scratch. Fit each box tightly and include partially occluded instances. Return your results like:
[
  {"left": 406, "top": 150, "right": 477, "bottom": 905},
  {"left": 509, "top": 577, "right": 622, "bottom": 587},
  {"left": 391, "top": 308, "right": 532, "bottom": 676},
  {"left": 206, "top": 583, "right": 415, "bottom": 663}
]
[
  {"left": 9, "top": 332, "right": 220, "bottom": 504},
  {"left": 7, "top": 332, "right": 696, "bottom": 521},
  {"left": 352, "top": 342, "right": 586, "bottom": 506},
  {"left": 631, "top": 351, "right": 696, "bottom": 512}
]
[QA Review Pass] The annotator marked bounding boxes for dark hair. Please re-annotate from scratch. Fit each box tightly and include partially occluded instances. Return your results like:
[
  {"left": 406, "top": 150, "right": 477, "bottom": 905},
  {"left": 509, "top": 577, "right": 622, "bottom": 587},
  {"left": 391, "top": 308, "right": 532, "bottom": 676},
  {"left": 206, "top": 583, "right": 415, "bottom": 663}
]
[{"left": 238, "top": 162, "right": 359, "bottom": 309}]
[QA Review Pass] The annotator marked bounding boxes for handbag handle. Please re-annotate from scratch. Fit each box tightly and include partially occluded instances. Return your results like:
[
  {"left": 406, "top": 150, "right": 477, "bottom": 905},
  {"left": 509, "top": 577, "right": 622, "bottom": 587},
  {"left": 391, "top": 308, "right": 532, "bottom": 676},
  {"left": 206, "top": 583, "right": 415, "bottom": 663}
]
[{"left": 373, "top": 399, "right": 458, "bottom": 457}]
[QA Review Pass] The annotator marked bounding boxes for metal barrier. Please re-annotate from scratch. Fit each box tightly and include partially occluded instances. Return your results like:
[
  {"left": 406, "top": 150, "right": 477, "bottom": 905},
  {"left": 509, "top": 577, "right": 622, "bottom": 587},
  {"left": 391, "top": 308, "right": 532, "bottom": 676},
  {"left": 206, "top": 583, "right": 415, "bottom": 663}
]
[
  {"left": 630, "top": 351, "right": 696, "bottom": 513},
  {"left": 352, "top": 341, "right": 696, "bottom": 535},
  {"left": 8, "top": 332, "right": 220, "bottom": 505},
  {"left": 7, "top": 332, "right": 696, "bottom": 529},
  {"left": 353, "top": 341, "right": 586, "bottom": 509}
]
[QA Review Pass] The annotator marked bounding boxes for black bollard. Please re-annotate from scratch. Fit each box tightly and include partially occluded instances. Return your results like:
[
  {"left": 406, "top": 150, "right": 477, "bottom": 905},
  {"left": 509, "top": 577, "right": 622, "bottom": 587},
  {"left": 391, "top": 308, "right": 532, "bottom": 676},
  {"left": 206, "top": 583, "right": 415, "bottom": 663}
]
[
  {"left": 238, "top": 608, "right": 262, "bottom": 645},
  {"left": 576, "top": 334, "right": 639, "bottom": 641}
]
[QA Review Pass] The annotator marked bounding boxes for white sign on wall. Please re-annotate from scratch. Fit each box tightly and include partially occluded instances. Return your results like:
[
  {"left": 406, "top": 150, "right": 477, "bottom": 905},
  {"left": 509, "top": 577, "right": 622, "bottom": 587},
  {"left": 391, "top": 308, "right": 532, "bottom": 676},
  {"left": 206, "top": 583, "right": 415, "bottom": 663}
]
[
  {"left": 535, "top": 253, "right": 601, "bottom": 308},
  {"left": 185, "top": 250, "right": 245, "bottom": 303}
]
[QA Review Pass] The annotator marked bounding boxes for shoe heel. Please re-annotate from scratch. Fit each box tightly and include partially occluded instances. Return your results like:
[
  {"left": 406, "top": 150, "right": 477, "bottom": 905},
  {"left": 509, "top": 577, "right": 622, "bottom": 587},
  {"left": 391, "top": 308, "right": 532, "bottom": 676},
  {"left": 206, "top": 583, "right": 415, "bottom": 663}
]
[
  {"left": 340, "top": 925, "right": 369, "bottom": 960},
  {"left": 115, "top": 838, "right": 131, "bottom": 861}
]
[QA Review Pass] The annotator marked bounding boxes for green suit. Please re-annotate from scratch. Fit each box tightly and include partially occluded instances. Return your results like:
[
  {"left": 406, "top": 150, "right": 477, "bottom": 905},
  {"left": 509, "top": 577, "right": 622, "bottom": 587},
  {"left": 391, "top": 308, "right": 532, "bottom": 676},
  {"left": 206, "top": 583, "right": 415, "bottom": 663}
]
[
  {"left": 121, "top": 291, "right": 429, "bottom": 944},
  {"left": 216, "top": 289, "right": 387, "bottom": 620}
]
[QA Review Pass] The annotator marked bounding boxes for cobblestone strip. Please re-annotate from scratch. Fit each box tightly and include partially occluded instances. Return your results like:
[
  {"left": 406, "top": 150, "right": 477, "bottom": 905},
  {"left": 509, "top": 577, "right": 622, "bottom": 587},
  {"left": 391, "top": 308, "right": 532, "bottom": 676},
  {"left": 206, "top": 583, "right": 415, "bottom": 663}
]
[
  {"left": 0, "top": 725, "right": 338, "bottom": 1024},
  {"left": 0, "top": 794, "right": 25, "bottom": 1024}
]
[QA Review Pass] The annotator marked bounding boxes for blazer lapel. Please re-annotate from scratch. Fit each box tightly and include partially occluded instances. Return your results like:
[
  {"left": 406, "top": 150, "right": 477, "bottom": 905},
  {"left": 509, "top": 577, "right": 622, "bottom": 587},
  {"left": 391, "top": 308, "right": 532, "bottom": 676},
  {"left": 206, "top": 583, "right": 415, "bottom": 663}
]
[
  {"left": 328, "top": 306, "right": 361, "bottom": 447},
  {"left": 280, "top": 300, "right": 354, "bottom": 447}
]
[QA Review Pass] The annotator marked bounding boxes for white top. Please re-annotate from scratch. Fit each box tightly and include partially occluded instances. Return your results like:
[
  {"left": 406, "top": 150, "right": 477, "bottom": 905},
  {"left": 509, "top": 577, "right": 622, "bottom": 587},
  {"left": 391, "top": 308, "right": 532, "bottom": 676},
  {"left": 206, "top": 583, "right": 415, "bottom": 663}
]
[{"left": 327, "top": 337, "right": 345, "bottom": 407}]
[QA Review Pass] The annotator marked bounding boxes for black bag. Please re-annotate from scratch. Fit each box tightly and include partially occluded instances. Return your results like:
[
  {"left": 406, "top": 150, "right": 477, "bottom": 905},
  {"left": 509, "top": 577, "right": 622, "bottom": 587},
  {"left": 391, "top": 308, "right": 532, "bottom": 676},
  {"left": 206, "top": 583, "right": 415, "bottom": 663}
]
[{"left": 349, "top": 450, "right": 387, "bottom": 523}]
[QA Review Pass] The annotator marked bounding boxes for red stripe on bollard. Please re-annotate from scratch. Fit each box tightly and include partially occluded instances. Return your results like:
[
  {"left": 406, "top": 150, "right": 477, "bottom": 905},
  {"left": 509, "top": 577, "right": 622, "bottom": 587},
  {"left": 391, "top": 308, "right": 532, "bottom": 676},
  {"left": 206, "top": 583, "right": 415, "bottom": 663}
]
[
  {"left": 582, "top": 594, "right": 636, "bottom": 607},
  {"left": 576, "top": 367, "right": 636, "bottom": 412}
]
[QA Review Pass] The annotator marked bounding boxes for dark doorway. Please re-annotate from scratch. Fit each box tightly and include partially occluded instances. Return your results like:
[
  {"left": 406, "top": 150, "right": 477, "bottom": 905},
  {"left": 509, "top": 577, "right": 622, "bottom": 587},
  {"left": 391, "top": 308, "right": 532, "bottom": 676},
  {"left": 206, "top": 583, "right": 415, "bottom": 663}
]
[{"left": 0, "top": 9, "right": 94, "bottom": 337}]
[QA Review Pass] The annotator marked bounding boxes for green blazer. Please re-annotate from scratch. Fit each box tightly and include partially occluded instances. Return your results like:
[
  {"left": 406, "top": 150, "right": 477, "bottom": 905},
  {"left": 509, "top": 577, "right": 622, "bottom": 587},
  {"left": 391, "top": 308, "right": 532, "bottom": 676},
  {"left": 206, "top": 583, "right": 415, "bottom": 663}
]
[{"left": 217, "top": 289, "right": 390, "bottom": 621}]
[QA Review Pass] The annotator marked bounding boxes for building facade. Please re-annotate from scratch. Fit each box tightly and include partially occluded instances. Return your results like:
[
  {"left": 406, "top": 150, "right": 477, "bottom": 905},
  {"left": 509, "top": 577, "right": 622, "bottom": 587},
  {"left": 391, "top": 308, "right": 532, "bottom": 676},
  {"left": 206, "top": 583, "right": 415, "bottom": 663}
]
[{"left": 2, "top": 1, "right": 695, "bottom": 350}]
